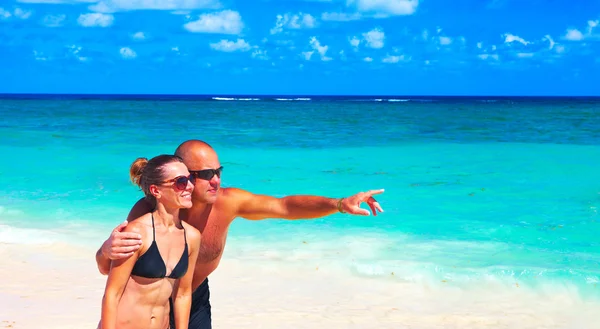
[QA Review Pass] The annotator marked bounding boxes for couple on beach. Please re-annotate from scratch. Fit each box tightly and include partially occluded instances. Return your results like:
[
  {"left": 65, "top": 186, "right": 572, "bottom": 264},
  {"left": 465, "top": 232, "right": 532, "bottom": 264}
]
[{"left": 96, "top": 139, "right": 385, "bottom": 329}]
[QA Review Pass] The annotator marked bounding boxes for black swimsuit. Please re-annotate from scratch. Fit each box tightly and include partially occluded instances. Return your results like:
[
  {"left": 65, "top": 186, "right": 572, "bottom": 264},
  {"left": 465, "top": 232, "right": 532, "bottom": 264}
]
[{"left": 131, "top": 213, "right": 189, "bottom": 279}]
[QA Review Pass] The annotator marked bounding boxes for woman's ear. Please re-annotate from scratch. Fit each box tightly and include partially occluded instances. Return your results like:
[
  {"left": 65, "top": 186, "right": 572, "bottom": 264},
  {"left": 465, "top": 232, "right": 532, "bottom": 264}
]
[{"left": 149, "top": 184, "right": 161, "bottom": 199}]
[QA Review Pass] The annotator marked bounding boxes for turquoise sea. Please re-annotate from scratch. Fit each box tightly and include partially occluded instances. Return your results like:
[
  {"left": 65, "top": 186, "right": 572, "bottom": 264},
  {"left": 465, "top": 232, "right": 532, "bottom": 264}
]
[{"left": 1, "top": 95, "right": 599, "bottom": 300}]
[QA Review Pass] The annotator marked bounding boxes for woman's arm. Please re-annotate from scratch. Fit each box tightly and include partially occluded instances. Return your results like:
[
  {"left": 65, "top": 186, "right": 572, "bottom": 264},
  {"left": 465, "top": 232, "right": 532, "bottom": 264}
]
[
  {"left": 173, "top": 224, "right": 201, "bottom": 329},
  {"left": 100, "top": 222, "right": 144, "bottom": 329}
]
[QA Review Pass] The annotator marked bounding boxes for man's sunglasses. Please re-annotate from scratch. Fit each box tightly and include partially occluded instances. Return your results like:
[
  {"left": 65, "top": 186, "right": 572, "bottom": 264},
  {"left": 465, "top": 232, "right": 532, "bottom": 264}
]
[
  {"left": 162, "top": 175, "right": 195, "bottom": 190},
  {"left": 189, "top": 166, "right": 223, "bottom": 181}
]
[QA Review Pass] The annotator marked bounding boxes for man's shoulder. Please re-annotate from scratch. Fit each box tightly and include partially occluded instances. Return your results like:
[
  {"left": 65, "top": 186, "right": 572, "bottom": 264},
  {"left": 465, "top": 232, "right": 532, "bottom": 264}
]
[
  {"left": 127, "top": 197, "right": 154, "bottom": 221},
  {"left": 220, "top": 186, "right": 246, "bottom": 196},
  {"left": 218, "top": 187, "right": 253, "bottom": 203},
  {"left": 212, "top": 187, "right": 255, "bottom": 219}
]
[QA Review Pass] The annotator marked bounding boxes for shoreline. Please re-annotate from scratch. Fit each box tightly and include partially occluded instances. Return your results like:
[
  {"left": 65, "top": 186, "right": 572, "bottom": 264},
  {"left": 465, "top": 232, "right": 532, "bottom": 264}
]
[{"left": 1, "top": 242, "right": 599, "bottom": 328}]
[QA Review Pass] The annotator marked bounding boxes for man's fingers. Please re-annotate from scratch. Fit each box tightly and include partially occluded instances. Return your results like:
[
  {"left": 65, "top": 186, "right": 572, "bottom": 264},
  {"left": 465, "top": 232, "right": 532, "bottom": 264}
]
[
  {"left": 371, "top": 200, "right": 384, "bottom": 213},
  {"left": 114, "top": 245, "right": 141, "bottom": 254},
  {"left": 114, "top": 239, "right": 142, "bottom": 247},
  {"left": 350, "top": 206, "right": 370, "bottom": 216},
  {"left": 368, "top": 203, "right": 378, "bottom": 216},
  {"left": 366, "top": 189, "right": 385, "bottom": 196},
  {"left": 115, "top": 232, "right": 143, "bottom": 241},
  {"left": 113, "top": 220, "right": 129, "bottom": 232},
  {"left": 112, "top": 252, "right": 135, "bottom": 259}
]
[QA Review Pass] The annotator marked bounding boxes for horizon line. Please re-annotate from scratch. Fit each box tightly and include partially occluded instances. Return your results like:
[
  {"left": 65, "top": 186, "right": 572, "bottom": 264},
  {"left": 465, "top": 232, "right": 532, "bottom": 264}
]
[{"left": 1, "top": 93, "right": 600, "bottom": 98}]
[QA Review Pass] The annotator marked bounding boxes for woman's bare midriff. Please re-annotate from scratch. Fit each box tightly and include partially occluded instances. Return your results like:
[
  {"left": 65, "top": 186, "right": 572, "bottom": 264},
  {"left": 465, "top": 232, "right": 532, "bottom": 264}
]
[{"left": 114, "top": 276, "right": 176, "bottom": 329}]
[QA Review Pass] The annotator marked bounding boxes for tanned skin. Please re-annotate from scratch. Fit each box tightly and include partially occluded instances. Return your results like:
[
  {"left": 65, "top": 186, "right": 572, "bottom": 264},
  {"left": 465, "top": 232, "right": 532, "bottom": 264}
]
[{"left": 96, "top": 140, "right": 385, "bottom": 293}]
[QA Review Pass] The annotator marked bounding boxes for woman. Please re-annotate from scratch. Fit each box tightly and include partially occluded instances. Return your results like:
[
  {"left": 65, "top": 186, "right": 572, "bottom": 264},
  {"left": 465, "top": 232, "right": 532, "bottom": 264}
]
[{"left": 100, "top": 154, "right": 201, "bottom": 329}]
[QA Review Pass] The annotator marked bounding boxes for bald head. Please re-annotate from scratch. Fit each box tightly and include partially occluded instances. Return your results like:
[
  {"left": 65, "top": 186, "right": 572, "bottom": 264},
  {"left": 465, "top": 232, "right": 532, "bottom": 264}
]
[{"left": 174, "top": 140, "right": 218, "bottom": 169}]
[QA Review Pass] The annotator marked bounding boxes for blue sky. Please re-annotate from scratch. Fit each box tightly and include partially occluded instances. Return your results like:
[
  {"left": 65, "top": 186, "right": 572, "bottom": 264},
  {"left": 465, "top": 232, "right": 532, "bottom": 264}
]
[{"left": 0, "top": 0, "right": 599, "bottom": 95}]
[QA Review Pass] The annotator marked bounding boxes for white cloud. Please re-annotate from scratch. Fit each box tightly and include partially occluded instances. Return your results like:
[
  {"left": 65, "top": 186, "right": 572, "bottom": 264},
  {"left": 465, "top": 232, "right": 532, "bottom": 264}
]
[
  {"left": 347, "top": 0, "right": 418, "bottom": 16},
  {"left": 382, "top": 54, "right": 406, "bottom": 63},
  {"left": 544, "top": 35, "right": 555, "bottom": 50},
  {"left": 252, "top": 49, "right": 269, "bottom": 60},
  {"left": 14, "top": 8, "right": 32, "bottom": 19},
  {"left": 132, "top": 31, "right": 146, "bottom": 40},
  {"left": 77, "top": 12, "right": 114, "bottom": 27},
  {"left": 349, "top": 36, "right": 360, "bottom": 48},
  {"left": 503, "top": 33, "right": 529, "bottom": 45},
  {"left": 363, "top": 56, "right": 373, "bottom": 62},
  {"left": 555, "top": 45, "right": 565, "bottom": 54},
  {"left": 0, "top": 7, "right": 32, "bottom": 19},
  {"left": 18, "top": 0, "right": 95, "bottom": 2},
  {"left": 563, "top": 20, "right": 599, "bottom": 41},
  {"left": 0, "top": 8, "right": 11, "bottom": 19},
  {"left": 33, "top": 50, "right": 48, "bottom": 61},
  {"left": 184, "top": 10, "right": 243, "bottom": 35},
  {"left": 120, "top": 47, "right": 136, "bottom": 59},
  {"left": 516, "top": 52, "right": 534, "bottom": 58},
  {"left": 382, "top": 55, "right": 398, "bottom": 63},
  {"left": 304, "top": 36, "right": 331, "bottom": 61},
  {"left": 478, "top": 54, "right": 499, "bottom": 61},
  {"left": 363, "top": 28, "right": 385, "bottom": 49},
  {"left": 88, "top": 0, "right": 221, "bottom": 13},
  {"left": 43, "top": 14, "right": 66, "bottom": 27},
  {"left": 564, "top": 28, "right": 584, "bottom": 41},
  {"left": 68, "top": 45, "right": 88, "bottom": 62},
  {"left": 302, "top": 51, "right": 314, "bottom": 60},
  {"left": 321, "top": 12, "right": 361, "bottom": 21},
  {"left": 270, "top": 13, "right": 316, "bottom": 34},
  {"left": 476, "top": 42, "right": 483, "bottom": 49},
  {"left": 209, "top": 39, "right": 251, "bottom": 52},
  {"left": 439, "top": 36, "right": 452, "bottom": 45},
  {"left": 586, "top": 20, "right": 598, "bottom": 35}
]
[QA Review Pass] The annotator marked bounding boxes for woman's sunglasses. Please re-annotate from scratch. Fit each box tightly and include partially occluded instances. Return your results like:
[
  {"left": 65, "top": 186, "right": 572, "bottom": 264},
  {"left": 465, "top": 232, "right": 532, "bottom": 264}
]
[
  {"left": 161, "top": 175, "right": 195, "bottom": 190},
  {"left": 189, "top": 166, "right": 223, "bottom": 181}
]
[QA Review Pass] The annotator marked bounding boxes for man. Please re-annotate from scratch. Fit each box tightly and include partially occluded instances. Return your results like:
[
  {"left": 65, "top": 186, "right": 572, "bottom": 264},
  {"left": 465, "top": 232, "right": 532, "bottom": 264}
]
[{"left": 96, "top": 139, "right": 384, "bottom": 328}]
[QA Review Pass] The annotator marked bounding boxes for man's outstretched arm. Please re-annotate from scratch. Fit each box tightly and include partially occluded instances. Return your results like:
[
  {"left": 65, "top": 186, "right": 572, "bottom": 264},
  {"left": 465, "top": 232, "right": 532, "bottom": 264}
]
[
  {"left": 230, "top": 188, "right": 385, "bottom": 221},
  {"left": 95, "top": 198, "right": 151, "bottom": 275}
]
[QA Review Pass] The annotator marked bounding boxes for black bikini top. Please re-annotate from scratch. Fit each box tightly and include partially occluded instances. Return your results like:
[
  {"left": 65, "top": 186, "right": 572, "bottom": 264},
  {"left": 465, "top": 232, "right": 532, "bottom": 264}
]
[{"left": 131, "top": 213, "right": 189, "bottom": 279}]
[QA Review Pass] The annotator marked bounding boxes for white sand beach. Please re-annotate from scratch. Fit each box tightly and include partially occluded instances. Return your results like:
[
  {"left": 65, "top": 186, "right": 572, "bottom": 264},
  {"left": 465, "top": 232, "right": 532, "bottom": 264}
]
[{"left": 1, "top": 242, "right": 598, "bottom": 329}]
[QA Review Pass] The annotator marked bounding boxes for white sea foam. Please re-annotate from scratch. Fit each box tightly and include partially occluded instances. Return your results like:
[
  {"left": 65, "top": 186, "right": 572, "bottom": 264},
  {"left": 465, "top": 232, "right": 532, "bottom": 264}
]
[
  {"left": 0, "top": 205, "right": 24, "bottom": 216},
  {"left": 0, "top": 219, "right": 111, "bottom": 246},
  {"left": 274, "top": 98, "right": 311, "bottom": 101},
  {"left": 222, "top": 228, "right": 600, "bottom": 300},
  {"left": 0, "top": 224, "right": 61, "bottom": 244},
  {"left": 212, "top": 97, "right": 260, "bottom": 101}
]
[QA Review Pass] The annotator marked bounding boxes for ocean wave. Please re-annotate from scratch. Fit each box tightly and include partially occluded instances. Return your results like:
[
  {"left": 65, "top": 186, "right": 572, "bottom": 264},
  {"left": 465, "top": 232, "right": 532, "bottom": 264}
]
[
  {"left": 274, "top": 98, "right": 311, "bottom": 101},
  {"left": 0, "top": 205, "right": 24, "bottom": 216},
  {"left": 366, "top": 98, "right": 427, "bottom": 102},
  {"left": 224, "top": 229, "right": 600, "bottom": 299},
  {"left": 0, "top": 224, "right": 60, "bottom": 244},
  {"left": 212, "top": 97, "right": 261, "bottom": 101},
  {"left": 0, "top": 216, "right": 115, "bottom": 246}
]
